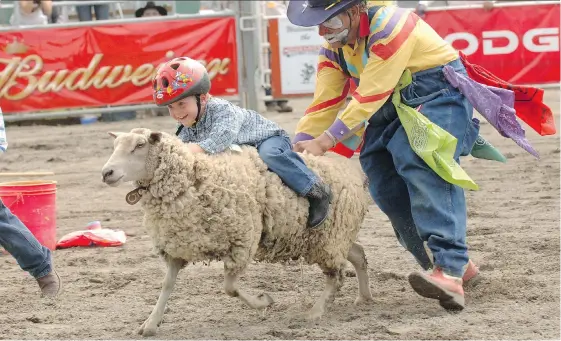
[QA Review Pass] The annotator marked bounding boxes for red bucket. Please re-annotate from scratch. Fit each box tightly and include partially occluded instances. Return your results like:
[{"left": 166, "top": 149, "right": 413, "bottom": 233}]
[{"left": 0, "top": 180, "right": 57, "bottom": 251}]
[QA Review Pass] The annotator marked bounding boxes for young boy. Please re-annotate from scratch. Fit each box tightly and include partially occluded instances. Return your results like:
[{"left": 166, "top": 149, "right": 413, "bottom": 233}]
[{"left": 152, "top": 57, "right": 332, "bottom": 228}]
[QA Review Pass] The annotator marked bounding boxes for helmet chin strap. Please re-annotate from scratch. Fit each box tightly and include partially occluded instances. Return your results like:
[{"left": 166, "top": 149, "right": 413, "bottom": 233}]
[{"left": 195, "top": 94, "right": 202, "bottom": 123}]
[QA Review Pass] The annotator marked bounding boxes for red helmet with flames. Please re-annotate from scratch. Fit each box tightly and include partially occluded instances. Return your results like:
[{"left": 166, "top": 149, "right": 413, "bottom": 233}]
[{"left": 152, "top": 57, "right": 211, "bottom": 106}]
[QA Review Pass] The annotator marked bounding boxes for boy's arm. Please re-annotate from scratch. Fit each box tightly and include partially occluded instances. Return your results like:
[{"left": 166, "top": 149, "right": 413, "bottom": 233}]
[
  {"left": 197, "top": 104, "right": 244, "bottom": 154},
  {"left": 186, "top": 143, "right": 205, "bottom": 154}
]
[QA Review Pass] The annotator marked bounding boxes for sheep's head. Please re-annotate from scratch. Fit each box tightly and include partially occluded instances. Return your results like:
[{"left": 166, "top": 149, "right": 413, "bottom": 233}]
[{"left": 101, "top": 128, "right": 162, "bottom": 187}]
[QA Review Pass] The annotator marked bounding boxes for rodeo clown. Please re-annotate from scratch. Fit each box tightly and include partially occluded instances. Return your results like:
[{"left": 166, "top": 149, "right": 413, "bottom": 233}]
[{"left": 288, "top": 0, "right": 555, "bottom": 310}]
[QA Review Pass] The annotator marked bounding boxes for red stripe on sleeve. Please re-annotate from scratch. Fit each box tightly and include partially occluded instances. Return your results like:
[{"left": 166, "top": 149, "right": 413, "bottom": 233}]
[
  {"left": 371, "top": 13, "right": 419, "bottom": 60},
  {"left": 305, "top": 81, "right": 351, "bottom": 115},
  {"left": 352, "top": 89, "right": 394, "bottom": 104}
]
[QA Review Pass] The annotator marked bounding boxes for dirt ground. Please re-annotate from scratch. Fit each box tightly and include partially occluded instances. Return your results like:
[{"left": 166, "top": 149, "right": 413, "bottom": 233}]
[{"left": 0, "top": 90, "right": 559, "bottom": 340}]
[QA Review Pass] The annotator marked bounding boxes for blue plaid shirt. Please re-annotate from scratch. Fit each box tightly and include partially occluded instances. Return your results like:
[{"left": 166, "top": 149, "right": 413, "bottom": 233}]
[{"left": 177, "top": 97, "right": 289, "bottom": 154}]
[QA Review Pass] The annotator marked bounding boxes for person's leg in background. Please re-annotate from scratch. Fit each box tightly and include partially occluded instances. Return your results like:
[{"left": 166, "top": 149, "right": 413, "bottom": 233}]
[
  {"left": 75, "top": 5, "right": 93, "bottom": 21},
  {"left": 93, "top": 4, "right": 110, "bottom": 20},
  {"left": 0, "top": 199, "right": 61, "bottom": 297}
]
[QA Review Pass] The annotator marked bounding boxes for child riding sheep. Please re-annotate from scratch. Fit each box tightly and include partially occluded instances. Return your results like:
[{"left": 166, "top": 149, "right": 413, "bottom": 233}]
[{"left": 152, "top": 57, "right": 331, "bottom": 229}]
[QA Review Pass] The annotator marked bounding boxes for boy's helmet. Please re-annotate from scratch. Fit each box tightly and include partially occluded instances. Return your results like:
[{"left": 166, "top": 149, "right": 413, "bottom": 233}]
[{"left": 152, "top": 57, "right": 211, "bottom": 106}]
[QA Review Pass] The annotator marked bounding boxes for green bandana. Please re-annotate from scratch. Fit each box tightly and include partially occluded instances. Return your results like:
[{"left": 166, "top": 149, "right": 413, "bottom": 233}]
[{"left": 392, "top": 69, "right": 479, "bottom": 191}]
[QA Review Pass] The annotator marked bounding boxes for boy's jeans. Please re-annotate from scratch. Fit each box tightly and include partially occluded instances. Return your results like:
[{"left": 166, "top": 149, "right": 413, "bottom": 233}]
[
  {"left": 257, "top": 135, "right": 318, "bottom": 196},
  {"left": 359, "top": 59, "right": 479, "bottom": 278},
  {"left": 0, "top": 199, "right": 52, "bottom": 279}
]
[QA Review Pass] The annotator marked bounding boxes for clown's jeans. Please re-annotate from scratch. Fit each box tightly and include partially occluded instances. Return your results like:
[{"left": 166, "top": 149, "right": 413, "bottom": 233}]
[{"left": 359, "top": 59, "right": 478, "bottom": 277}]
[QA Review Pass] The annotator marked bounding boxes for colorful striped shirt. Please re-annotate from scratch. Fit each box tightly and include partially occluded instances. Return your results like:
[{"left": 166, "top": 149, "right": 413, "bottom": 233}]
[{"left": 294, "top": 4, "right": 459, "bottom": 152}]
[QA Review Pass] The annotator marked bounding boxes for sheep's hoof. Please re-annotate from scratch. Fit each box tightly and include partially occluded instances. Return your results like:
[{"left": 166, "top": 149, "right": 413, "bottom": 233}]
[
  {"left": 344, "top": 268, "right": 357, "bottom": 277},
  {"left": 138, "top": 320, "right": 158, "bottom": 337},
  {"left": 256, "top": 293, "right": 275, "bottom": 309},
  {"left": 304, "top": 308, "right": 324, "bottom": 321},
  {"left": 354, "top": 295, "right": 374, "bottom": 306}
]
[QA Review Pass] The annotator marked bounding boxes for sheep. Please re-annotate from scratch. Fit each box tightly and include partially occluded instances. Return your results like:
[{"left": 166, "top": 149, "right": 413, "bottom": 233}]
[{"left": 100, "top": 128, "right": 373, "bottom": 337}]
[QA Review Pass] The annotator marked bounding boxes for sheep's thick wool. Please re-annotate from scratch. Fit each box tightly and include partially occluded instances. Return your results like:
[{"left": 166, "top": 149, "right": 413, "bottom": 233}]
[{"left": 137, "top": 131, "right": 370, "bottom": 275}]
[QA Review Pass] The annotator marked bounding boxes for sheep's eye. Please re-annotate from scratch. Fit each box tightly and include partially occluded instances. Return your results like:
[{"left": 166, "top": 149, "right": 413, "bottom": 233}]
[{"left": 132, "top": 142, "right": 145, "bottom": 152}]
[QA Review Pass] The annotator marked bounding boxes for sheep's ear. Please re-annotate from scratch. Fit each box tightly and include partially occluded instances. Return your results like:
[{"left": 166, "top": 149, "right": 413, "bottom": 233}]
[
  {"left": 148, "top": 132, "right": 162, "bottom": 144},
  {"left": 108, "top": 132, "right": 122, "bottom": 139}
]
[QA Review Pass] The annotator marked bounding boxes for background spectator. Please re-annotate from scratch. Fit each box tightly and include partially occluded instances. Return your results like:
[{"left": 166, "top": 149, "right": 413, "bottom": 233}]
[
  {"left": 135, "top": 1, "right": 167, "bottom": 17},
  {"left": 134, "top": 2, "right": 169, "bottom": 119},
  {"left": 10, "top": 0, "right": 52, "bottom": 26},
  {"left": 48, "top": 0, "right": 68, "bottom": 24},
  {"left": 75, "top": 3, "right": 109, "bottom": 21}
]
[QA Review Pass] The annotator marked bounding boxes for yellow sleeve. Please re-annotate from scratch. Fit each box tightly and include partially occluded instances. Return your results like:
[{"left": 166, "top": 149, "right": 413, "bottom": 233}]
[
  {"left": 326, "top": 11, "right": 420, "bottom": 146},
  {"left": 293, "top": 45, "right": 350, "bottom": 143}
]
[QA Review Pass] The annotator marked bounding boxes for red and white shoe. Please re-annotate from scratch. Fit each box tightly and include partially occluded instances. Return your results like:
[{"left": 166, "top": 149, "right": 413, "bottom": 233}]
[
  {"left": 462, "top": 259, "right": 480, "bottom": 285},
  {"left": 408, "top": 267, "right": 465, "bottom": 310},
  {"left": 425, "top": 259, "right": 479, "bottom": 285}
]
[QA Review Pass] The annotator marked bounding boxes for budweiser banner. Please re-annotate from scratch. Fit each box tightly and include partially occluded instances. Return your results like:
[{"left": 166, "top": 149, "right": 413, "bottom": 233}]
[
  {"left": 424, "top": 3, "right": 559, "bottom": 85},
  {"left": 0, "top": 16, "right": 239, "bottom": 114}
]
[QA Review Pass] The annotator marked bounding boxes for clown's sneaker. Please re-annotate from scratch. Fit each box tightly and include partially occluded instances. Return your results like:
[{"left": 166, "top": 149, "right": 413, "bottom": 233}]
[
  {"left": 462, "top": 259, "right": 480, "bottom": 285},
  {"left": 408, "top": 267, "right": 465, "bottom": 311}
]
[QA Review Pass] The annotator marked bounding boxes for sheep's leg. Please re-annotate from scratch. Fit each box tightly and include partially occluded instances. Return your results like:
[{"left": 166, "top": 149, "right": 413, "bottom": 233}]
[
  {"left": 224, "top": 271, "right": 274, "bottom": 310},
  {"left": 138, "top": 257, "right": 184, "bottom": 337},
  {"left": 305, "top": 268, "right": 344, "bottom": 321},
  {"left": 347, "top": 242, "right": 374, "bottom": 305}
]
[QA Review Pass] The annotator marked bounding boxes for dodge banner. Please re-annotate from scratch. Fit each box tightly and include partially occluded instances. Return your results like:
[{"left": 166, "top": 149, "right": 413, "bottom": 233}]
[
  {"left": 423, "top": 2, "right": 560, "bottom": 85},
  {"left": 269, "top": 2, "right": 559, "bottom": 98},
  {"left": 0, "top": 16, "right": 239, "bottom": 114}
]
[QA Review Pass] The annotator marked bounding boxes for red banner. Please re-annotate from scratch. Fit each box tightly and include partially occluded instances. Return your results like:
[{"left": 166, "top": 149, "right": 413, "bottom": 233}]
[
  {"left": 0, "top": 16, "right": 239, "bottom": 114},
  {"left": 424, "top": 3, "right": 560, "bottom": 85}
]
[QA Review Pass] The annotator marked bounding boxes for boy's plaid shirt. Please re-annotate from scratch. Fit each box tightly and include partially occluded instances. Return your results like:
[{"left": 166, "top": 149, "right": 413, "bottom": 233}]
[{"left": 177, "top": 97, "right": 289, "bottom": 154}]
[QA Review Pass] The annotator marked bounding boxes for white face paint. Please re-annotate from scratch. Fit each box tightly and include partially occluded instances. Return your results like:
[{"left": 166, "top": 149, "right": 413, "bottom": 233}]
[
  {"left": 322, "top": 15, "right": 344, "bottom": 29},
  {"left": 324, "top": 29, "right": 349, "bottom": 44},
  {"left": 321, "top": 15, "right": 348, "bottom": 44}
]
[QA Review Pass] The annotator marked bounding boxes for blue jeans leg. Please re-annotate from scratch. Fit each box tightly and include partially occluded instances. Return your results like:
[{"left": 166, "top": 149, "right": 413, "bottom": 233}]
[
  {"left": 257, "top": 135, "right": 318, "bottom": 196},
  {"left": 360, "top": 101, "right": 433, "bottom": 270},
  {"left": 75, "top": 5, "right": 93, "bottom": 21},
  {"left": 94, "top": 4, "right": 110, "bottom": 20},
  {"left": 397, "top": 62, "right": 474, "bottom": 277},
  {"left": 361, "top": 59, "right": 476, "bottom": 277},
  {"left": 0, "top": 199, "right": 52, "bottom": 279}
]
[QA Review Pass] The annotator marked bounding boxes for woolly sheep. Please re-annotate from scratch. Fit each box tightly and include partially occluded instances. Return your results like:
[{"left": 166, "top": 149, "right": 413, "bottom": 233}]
[{"left": 101, "top": 128, "right": 373, "bottom": 337}]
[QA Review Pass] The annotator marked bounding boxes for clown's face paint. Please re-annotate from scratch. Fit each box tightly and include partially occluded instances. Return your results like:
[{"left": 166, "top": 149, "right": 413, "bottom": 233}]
[
  {"left": 319, "top": 14, "right": 350, "bottom": 46},
  {"left": 322, "top": 15, "right": 344, "bottom": 29},
  {"left": 324, "top": 29, "right": 349, "bottom": 44}
]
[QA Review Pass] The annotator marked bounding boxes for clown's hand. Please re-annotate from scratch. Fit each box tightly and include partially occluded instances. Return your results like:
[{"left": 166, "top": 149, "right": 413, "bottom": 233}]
[{"left": 293, "top": 136, "right": 333, "bottom": 156}]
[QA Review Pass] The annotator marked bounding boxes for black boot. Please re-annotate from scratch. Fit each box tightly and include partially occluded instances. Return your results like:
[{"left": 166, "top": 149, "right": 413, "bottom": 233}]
[{"left": 305, "top": 181, "right": 332, "bottom": 229}]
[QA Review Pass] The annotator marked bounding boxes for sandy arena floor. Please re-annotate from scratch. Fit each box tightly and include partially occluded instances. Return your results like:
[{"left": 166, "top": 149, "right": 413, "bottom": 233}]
[{"left": 0, "top": 90, "right": 559, "bottom": 340}]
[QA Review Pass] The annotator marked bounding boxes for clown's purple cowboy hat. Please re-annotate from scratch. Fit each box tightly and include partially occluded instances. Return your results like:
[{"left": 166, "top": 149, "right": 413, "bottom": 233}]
[{"left": 287, "top": 0, "right": 362, "bottom": 27}]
